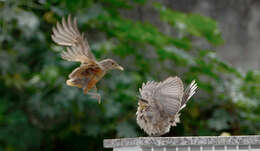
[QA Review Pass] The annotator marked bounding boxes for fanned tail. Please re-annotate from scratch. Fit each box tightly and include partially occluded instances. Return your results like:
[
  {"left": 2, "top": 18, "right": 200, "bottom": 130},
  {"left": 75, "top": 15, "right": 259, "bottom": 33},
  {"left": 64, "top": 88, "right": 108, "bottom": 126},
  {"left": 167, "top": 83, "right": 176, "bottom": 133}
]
[{"left": 180, "top": 80, "right": 197, "bottom": 109}]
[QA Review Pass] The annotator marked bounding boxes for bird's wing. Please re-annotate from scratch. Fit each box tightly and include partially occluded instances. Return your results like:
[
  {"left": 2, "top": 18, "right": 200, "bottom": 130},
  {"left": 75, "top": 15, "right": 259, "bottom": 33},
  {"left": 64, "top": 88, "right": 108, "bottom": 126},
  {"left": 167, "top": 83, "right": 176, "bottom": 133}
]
[
  {"left": 154, "top": 76, "right": 184, "bottom": 116},
  {"left": 51, "top": 15, "right": 96, "bottom": 63},
  {"left": 68, "top": 60, "right": 102, "bottom": 79},
  {"left": 139, "top": 80, "right": 159, "bottom": 102}
]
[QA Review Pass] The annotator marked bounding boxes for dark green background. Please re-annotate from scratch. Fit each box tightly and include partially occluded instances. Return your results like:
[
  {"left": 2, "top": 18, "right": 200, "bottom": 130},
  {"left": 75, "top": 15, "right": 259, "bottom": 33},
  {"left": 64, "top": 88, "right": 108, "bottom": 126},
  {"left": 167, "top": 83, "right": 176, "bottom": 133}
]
[{"left": 0, "top": 0, "right": 259, "bottom": 151}]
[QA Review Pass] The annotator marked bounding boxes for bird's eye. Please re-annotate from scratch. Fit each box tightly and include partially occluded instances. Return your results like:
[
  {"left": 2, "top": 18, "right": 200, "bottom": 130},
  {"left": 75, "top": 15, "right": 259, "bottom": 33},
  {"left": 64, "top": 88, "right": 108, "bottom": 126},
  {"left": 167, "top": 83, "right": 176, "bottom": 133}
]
[{"left": 111, "top": 62, "right": 115, "bottom": 65}]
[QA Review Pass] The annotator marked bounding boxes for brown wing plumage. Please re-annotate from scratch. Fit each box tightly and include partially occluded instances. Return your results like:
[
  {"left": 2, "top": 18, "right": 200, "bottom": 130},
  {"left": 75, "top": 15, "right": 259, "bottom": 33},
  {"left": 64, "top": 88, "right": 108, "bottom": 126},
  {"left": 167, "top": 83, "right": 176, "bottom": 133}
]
[
  {"left": 51, "top": 15, "right": 96, "bottom": 63},
  {"left": 68, "top": 60, "right": 101, "bottom": 79},
  {"left": 66, "top": 61, "right": 104, "bottom": 93}
]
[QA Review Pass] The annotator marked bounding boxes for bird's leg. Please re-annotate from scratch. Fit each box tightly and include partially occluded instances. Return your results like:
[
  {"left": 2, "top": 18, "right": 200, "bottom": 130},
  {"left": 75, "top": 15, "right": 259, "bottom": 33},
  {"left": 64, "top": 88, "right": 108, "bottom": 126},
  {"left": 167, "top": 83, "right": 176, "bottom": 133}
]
[
  {"left": 83, "top": 86, "right": 88, "bottom": 94},
  {"left": 92, "top": 86, "right": 97, "bottom": 91},
  {"left": 88, "top": 92, "right": 101, "bottom": 103},
  {"left": 88, "top": 86, "right": 101, "bottom": 103},
  {"left": 82, "top": 78, "right": 91, "bottom": 94}
]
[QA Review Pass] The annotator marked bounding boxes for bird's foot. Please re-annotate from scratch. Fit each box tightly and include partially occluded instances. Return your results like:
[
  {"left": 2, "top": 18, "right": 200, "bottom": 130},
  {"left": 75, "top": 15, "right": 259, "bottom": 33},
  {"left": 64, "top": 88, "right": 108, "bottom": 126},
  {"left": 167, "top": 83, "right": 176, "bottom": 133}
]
[{"left": 88, "top": 92, "right": 101, "bottom": 103}]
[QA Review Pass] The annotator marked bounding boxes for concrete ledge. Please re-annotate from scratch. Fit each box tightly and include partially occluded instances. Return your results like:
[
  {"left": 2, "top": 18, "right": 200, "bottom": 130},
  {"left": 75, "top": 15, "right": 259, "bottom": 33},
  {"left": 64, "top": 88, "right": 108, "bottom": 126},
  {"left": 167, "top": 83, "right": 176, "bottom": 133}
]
[{"left": 104, "top": 135, "right": 260, "bottom": 148}]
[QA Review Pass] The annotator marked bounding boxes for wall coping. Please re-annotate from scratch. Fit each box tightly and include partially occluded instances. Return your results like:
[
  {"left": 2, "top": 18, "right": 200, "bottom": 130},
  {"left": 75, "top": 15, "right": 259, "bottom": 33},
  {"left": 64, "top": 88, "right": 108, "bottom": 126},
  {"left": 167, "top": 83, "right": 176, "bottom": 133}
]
[{"left": 103, "top": 135, "right": 260, "bottom": 148}]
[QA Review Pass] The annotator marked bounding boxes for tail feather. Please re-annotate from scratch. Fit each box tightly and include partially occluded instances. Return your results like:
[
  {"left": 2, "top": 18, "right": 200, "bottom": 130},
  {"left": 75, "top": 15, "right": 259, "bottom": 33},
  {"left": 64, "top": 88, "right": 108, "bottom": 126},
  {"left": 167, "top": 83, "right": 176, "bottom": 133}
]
[{"left": 181, "top": 80, "right": 197, "bottom": 108}]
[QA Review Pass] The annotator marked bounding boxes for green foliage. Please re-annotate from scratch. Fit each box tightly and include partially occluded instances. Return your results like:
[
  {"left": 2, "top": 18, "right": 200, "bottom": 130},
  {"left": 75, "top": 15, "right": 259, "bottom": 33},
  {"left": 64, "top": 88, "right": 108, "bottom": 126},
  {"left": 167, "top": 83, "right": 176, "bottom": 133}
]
[
  {"left": 0, "top": 0, "right": 259, "bottom": 151},
  {"left": 154, "top": 3, "right": 223, "bottom": 45}
]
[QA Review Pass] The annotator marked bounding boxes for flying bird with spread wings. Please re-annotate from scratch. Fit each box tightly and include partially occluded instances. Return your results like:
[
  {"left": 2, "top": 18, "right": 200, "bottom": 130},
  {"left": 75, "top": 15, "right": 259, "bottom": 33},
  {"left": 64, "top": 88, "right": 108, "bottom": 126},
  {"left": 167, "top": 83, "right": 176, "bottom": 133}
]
[
  {"left": 136, "top": 76, "right": 197, "bottom": 136},
  {"left": 51, "top": 15, "right": 124, "bottom": 102}
]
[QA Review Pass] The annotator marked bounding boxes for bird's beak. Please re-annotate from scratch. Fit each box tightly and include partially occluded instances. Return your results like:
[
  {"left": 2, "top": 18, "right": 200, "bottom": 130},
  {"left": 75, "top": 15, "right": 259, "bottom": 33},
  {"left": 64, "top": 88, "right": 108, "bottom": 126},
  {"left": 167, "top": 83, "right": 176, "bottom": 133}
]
[{"left": 117, "top": 65, "right": 124, "bottom": 71}]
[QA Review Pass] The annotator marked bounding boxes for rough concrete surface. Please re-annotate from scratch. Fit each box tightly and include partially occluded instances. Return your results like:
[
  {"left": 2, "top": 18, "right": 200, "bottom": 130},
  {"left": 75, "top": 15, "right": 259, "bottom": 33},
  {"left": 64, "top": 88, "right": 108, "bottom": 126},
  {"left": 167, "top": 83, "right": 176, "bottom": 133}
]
[{"left": 104, "top": 135, "right": 260, "bottom": 148}]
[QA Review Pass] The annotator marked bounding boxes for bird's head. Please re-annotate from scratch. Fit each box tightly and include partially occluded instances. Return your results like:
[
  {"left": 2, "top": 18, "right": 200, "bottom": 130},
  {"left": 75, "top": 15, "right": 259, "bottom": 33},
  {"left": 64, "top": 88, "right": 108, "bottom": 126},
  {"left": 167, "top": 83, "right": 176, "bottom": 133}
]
[
  {"left": 99, "top": 59, "right": 124, "bottom": 71},
  {"left": 137, "top": 95, "right": 149, "bottom": 110}
]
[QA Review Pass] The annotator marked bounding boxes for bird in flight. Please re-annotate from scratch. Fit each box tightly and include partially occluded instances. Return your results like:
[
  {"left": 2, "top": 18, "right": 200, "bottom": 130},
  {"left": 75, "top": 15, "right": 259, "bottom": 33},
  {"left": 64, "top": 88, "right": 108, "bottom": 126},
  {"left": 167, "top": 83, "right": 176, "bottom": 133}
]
[
  {"left": 136, "top": 76, "right": 197, "bottom": 136},
  {"left": 51, "top": 15, "right": 124, "bottom": 103}
]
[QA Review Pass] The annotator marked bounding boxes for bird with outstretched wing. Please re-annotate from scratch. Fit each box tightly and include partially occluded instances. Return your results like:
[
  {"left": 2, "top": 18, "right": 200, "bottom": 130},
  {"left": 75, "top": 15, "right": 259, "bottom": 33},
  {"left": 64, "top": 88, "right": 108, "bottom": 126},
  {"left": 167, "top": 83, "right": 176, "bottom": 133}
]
[
  {"left": 136, "top": 76, "right": 197, "bottom": 136},
  {"left": 51, "top": 15, "right": 124, "bottom": 103}
]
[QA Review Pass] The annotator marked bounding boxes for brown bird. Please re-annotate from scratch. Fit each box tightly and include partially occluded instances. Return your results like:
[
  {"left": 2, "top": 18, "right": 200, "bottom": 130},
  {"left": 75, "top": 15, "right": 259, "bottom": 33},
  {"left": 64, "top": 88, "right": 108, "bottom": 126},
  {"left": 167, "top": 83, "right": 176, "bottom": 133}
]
[
  {"left": 136, "top": 76, "right": 197, "bottom": 136},
  {"left": 51, "top": 15, "right": 124, "bottom": 102}
]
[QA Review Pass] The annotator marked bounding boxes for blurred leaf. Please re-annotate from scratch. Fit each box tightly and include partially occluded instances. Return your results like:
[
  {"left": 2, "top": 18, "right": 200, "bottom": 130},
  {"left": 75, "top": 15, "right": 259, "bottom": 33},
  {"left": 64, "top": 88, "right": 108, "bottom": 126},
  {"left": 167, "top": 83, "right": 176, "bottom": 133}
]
[{"left": 154, "top": 3, "right": 224, "bottom": 45}]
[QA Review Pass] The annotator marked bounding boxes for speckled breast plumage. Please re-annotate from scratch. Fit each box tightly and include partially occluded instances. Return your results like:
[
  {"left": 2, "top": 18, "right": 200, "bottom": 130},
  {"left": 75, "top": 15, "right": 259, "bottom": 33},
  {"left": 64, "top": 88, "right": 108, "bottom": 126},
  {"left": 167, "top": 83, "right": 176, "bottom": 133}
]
[{"left": 136, "top": 102, "right": 181, "bottom": 136}]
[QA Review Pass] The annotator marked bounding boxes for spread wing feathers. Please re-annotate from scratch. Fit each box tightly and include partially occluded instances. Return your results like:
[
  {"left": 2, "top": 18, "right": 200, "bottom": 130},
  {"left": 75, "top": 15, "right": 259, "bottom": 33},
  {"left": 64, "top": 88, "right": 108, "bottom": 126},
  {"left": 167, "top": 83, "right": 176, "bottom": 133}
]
[
  {"left": 154, "top": 76, "right": 184, "bottom": 115},
  {"left": 51, "top": 15, "right": 96, "bottom": 62},
  {"left": 139, "top": 76, "right": 184, "bottom": 116},
  {"left": 181, "top": 80, "right": 197, "bottom": 108},
  {"left": 61, "top": 47, "right": 91, "bottom": 63},
  {"left": 139, "top": 81, "right": 158, "bottom": 101}
]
